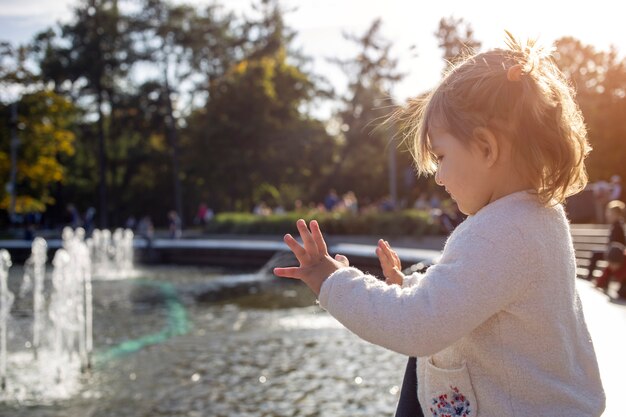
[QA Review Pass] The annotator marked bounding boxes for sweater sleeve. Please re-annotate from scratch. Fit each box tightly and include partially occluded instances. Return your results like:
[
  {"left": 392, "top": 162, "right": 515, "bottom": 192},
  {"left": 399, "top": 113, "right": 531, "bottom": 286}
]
[
  {"left": 318, "top": 232, "right": 534, "bottom": 357},
  {"left": 402, "top": 271, "right": 424, "bottom": 288}
]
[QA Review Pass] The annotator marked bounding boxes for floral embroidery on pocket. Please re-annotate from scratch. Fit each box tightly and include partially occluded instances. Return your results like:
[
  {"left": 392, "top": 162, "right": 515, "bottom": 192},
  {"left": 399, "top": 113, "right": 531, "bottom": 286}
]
[{"left": 429, "top": 385, "right": 472, "bottom": 417}]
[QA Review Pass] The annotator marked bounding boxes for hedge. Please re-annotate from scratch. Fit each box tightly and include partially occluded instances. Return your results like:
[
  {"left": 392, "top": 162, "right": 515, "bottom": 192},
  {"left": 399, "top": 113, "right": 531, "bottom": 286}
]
[{"left": 204, "top": 210, "right": 439, "bottom": 237}]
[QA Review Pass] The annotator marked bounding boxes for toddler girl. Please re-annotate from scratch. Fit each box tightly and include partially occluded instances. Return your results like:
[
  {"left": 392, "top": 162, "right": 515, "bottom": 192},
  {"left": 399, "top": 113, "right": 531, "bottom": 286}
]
[{"left": 274, "top": 33, "right": 605, "bottom": 417}]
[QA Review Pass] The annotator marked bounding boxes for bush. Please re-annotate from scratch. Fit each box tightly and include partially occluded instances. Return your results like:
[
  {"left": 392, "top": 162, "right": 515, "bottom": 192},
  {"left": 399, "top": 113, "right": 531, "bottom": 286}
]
[{"left": 204, "top": 210, "right": 439, "bottom": 237}]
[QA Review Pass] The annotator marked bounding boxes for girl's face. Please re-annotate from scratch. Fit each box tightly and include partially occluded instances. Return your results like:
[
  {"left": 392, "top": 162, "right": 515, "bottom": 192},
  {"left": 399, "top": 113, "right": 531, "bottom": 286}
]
[{"left": 429, "top": 129, "right": 494, "bottom": 215}]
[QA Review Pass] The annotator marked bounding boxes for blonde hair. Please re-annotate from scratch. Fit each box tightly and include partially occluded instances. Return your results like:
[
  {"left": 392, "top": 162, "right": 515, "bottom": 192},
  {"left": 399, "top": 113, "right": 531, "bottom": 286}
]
[
  {"left": 397, "top": 32, "right": 591, "bottom": 205},
  {"left": 607, "top": 200, "right": 626, "bottom": 218}
]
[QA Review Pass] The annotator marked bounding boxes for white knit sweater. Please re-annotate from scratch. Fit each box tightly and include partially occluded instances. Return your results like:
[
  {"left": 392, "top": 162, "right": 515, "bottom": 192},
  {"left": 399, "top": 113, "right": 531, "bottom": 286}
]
[{"left": 319, "top": 191, "right": 605, "bottom": 417}]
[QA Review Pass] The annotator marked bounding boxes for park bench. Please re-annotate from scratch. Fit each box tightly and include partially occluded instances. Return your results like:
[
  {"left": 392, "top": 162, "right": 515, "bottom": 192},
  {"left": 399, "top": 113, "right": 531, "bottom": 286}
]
[{"left": 571, "top": 224, "right": 625, "bottom": 279}]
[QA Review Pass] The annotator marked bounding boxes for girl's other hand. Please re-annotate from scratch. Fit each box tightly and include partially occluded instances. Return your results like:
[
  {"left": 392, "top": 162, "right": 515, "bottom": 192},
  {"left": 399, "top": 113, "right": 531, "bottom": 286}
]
[
  {"left": 273, "top": 219, "right": 349, "bottom": 296},
  {"left": 376, "top": 239, "right": 404, "bottom": 286}
]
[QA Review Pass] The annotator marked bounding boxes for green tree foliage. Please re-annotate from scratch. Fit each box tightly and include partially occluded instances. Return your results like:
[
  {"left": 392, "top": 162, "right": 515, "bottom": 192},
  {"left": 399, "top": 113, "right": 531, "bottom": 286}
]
[
  {"left": 32, "top": 0, "right": 135, "bottom": 227},
  {"left": 184, "top": 32, "right": 334, "bottom": 211},
  {"left": 0, "top": 42, "right": 38, "bottom": 87},
  {"left": 324, "top": 19, "right": 405, "bottom": 205},
  {"left": 0, "top": 91, "right": 76, "bottom": 213},
  {"left": 130, "top": 0, "right": 241, "bottom": 224},
  {"left": 5, "top": 3, "right": 626, "bottom": 228},
  {"left": 553, "top": 37, "right": 626, "bottom": 184},
  {"left": 435, "top": 16, "right": 481, "bottom": 71},
  {"left": 60, "top": 80, "right": 174, "bottom": 225},
  {"left": 0, "top": 41, "right": 77, "bottom": 215}
]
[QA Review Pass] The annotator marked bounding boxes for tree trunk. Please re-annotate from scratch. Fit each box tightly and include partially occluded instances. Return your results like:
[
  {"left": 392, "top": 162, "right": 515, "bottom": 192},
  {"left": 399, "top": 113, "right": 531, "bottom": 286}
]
[{"left": 163, "top": 72, "right": 184, "bottom": 227}]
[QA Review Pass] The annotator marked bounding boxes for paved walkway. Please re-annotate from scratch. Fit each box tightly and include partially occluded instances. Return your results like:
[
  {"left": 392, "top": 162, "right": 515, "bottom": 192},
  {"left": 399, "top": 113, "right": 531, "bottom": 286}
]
[{"left": 575, "top": 279, "right": 625, "bottom": 417}]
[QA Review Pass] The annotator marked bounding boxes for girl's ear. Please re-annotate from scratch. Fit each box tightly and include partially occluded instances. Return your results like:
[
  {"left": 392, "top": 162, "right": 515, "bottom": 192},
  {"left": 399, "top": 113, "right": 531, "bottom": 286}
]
[{"left": 472, "top": 127, "right": 499, "bottom": 168}]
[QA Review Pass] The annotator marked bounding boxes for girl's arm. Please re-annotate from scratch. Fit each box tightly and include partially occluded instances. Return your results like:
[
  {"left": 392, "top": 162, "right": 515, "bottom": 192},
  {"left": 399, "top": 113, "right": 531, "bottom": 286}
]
[
  {"left": 274, "top": 219, "right": 532, "bottom": 358},
  {"left": 318, "top": 232, "right": 533, "bottom": 358},
  {"left": 402, "top": 271, "right": 424, "bottom": 288}
]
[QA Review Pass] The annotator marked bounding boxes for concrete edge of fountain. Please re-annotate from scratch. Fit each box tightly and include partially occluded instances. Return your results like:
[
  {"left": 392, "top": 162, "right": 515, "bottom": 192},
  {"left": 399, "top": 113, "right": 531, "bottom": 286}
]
[{"left": 0, "top": 236, "right": 443, "bottom": 275}]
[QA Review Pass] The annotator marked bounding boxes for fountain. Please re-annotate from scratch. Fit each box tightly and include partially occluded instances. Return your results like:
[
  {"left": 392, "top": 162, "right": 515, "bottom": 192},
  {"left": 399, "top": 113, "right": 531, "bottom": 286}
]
[
  {"left": 0, "top": 228, "right": 411, "bottom": 417},
  {"left": 88, "top": 228, "right": 134, "bottom": 279},
  {"left": 19, "top": 237, "right": 47, "bottom": 360},
  {"left": 0, "top": 249, "right": 14, "bottom": 391},
  {"left": 0, "top": 227, "right": 135, "bottom": 401}
]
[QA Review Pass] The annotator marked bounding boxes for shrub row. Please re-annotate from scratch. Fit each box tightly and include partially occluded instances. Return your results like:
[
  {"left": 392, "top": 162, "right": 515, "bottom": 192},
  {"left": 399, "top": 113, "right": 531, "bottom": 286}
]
[{"left": 204, "top": 210, "right": 439, "bottom": 237}]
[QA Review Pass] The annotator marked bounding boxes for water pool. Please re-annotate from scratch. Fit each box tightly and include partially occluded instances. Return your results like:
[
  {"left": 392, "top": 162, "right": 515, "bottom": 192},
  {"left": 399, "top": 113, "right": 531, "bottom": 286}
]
[{"left": 0, "top": 264, "right": 406, "bottom": 417}]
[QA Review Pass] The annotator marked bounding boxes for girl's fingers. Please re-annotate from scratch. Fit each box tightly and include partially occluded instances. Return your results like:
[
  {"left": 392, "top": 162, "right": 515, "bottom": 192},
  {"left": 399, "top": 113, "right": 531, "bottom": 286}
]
[
  {"left": 391, "top": 251, "right": 401, "bottom": 268},
  {"left": 375, "top": 246, "right": 385, "bottom": 263},
  {"left": 334, "top": 254, "right": 349, "bottom": 266},
  {"left": 310, "top": 220, "right": 329, "bottom": 255},
  {"left": 376, "top": 246, "right": 392, "bottom": 267},
  {"left": 383, "top": 240, "right": 401, "bottom": 268},
  {"left": 273, "top": 266, "right": 303, "bottom": 279},
  {"left": 376, "top": 242, "right": 385, "bottom": 262},
  {"left": 297, "top": 219, "right": 318, "bottom": 256},
  {"left": 379, "top": 240, "right": 393, "bottom": 262},
  {"left": 284, "top": 234, "right": 307, "bottom": 262}
]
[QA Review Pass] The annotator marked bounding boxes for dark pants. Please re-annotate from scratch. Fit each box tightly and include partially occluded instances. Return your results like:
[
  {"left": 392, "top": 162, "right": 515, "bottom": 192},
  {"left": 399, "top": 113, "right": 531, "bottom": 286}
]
[
  {"left": 586, "top": 251, "right": 604, "bottom": 280},
  {"left": 394, "top": 357, "right": 424, "bottom": 417}
]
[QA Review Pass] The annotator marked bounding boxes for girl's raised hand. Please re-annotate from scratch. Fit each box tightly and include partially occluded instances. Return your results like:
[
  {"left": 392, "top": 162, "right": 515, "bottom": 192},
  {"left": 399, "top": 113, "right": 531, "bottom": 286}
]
[
  {"left": 376, "top": 239, "right": 404, "bottom": 286},
  {"left": 273, "top": 219, "right": 349, "bottom": 296}
]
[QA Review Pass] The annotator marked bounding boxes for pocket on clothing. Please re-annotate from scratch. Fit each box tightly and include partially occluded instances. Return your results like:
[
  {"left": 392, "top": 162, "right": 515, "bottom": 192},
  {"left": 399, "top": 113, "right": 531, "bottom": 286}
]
[{"left": 424, "top": 358, "right": 477, "bottom": 417}]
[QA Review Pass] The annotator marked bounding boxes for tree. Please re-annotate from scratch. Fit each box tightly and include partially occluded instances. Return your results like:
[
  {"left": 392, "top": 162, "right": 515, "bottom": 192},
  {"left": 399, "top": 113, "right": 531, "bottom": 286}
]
[
  {"left": 324, "top": 19, "right": 405, "bottom": 205},
  {"left": 130, "top": 0, "right": 239, "bottom": 224},
  {"left": 553, "top": 37, "right": 625, "bottom": 98},
  {"left": 0, "top": 42, "right": 39, "bottom": 88},
  {"left": 91, "top": 81, "right": 175, "bottom": 224},
  {"left": 0, "top": 90, "right": 76, "bottom": 214},
  {"left": 33, "top": 0, "right": 135, "bottom": 227},
  {"left": 1, "top": 0, "right": 344, "bottom": 222},
  {"left": 434, "top": 16, "right": 481, "bottom": 71},
  {"left": 183, "top": 0, "right": 334, "bottom": 212},
  {"left": 553, "top": 37, "right": 626, "bottom": 184},
  {"left": 1, "top": 39, "right": 77, "bottom": 219}
]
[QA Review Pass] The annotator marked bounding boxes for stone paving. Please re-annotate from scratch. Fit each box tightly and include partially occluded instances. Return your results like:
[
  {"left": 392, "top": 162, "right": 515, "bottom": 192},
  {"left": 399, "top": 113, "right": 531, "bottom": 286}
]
[{"left": 575, "top": 279, "right": 626, "bottom": 417}]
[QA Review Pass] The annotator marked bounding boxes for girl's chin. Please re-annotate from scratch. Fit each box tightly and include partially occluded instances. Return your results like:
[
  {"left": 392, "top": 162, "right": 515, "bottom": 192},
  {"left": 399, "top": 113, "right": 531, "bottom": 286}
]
[{"left": 456, "top": 202, "right": 473, "bottom": 216}]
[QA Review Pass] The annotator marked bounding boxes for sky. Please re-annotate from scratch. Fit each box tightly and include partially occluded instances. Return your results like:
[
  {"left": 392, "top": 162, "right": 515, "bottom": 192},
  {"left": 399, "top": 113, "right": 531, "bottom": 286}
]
[{"left": 1, "top": 0, "right": 626, "bottom": 116}]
